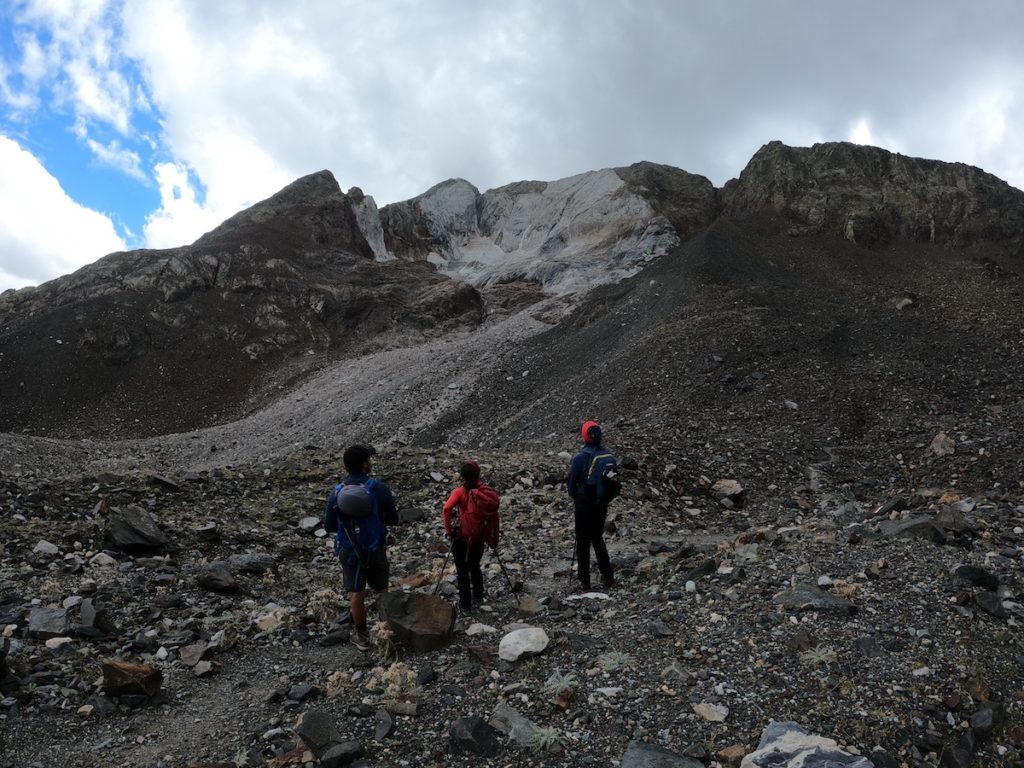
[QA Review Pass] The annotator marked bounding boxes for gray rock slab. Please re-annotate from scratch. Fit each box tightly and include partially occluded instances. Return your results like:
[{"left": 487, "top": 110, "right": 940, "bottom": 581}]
[
  {"left": 489, "top": 703, "right": 540, "bottom": 748},
  {"left": 28, "top": 607, "right": 68, "bottom": 639},
  {"left": 878, "top": 517, "right": 946, "bottom": 543},
  {"left": 229, "top": 552, "right": 276, "bottom": 574},
  {"left": 621, "top": 741, "right": 704, "bottom": 768},
  {"left": 106, "top": 505, "right": 168, "bottom": 551},
  {"left": 774, "top": 585, "right": 857, "bottom": 616}
]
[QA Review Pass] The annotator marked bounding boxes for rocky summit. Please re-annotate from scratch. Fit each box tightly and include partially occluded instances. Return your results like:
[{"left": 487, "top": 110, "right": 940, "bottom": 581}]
[{"left": 0, "top": 140, "right": 1023, "bottom": 768}]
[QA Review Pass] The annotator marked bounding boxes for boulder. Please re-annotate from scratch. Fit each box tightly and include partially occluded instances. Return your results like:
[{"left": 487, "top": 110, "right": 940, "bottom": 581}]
[
  {"left": 621, "top": 741, "right": 704, "bottom": 767},
  {"left": 774, "top": 585, "right": 857, "bottom": 616},
  {"left": 712, "top": 479, "right": 745, "bottom": 505},
  {"left": 878, "top": 517, "right": 946, "bottom": 544},
  {"left": 378, "top": 592, "right": 454, "bottom": 652},
  {"left": 449, "top": 715, "right": 499, "bottom": 757},
  {"left": 295, "top": 709, "right": 344, "bottom": 758},
  {"left": 198, "top": 562, "right": 238, "bottom": 592},
  {"left": 498, "top": 627, "right": 549, "bottom": 662},
  {"left": 28, "top": 607, "right": 69, "bottom": 639},
  {"left": 298, "top": 516, "right": 321, "bottom": 533},
  {"left": 77, "top": 599, "right": 116, "bottom": 636},
  {"left": 229, "top": 552, "right": 276, "bottom": 574},
  {"left": 489, "top": 703, "right": 540, "bottom": 748},
  {"left": 100, "top": 658, "right": 163, "bottom": 698},
  {"left": 951, "top": 564, "right": 999, "bottom": 590},
  {"left": 320, "top": 741, "right": 364, "bottom": 768},
  {"left": 740, "top": 721, "right": 873, "bottom": 767},
  {"left": 975, "top": 591, "right": 1008, "bottom": 618},
  {"left": 105, "top": 505, "right": 168, "bottom": 551}
]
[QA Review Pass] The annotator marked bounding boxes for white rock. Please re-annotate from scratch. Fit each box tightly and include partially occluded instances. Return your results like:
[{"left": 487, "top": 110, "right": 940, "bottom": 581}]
[
  {"left": 466, "top": 622, "right": 498, "bottom": 636},
  {"left": 44, "top": 637, "right": 73, "bottom": 650},
  {"left": 685, "top": 581, "right": 697, "bottom": 593},
  {"left": 817, "top": 575, "right": 833, "bottom": 587},
  {"left": 89, "top": 552, "right": 117, "bottom": 567},
  {"left": 33, "top": 540, "right": 59, "bottom": 555},
  {"left": 498, "top": 627, "right": 549, "bottom": 662},
  {"left": 693, "top": 702, "right": 729, "bottom": 722},
  {"left": 784, "top": 400, "right": 799, "bottom": 410},
  {"left": 564, "top": 592, "right": 611, "bottom": 601},
  {"left": 596, "top": 687, "right": 622, "bottom": 697},
  {"left": 62, "top": 596, "right": 83, "bottom": 610},
  {"left": 298, "top": 516, "right": 320, "bottom": 533},
  {"left": 930, "top": 431, "right": 956, "bottom": 456}
]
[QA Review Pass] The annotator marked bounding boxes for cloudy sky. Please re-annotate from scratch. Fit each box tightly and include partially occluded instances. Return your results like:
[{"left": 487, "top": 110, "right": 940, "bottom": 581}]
[{"left": 1, "top": 1, "right": 1023, "bottom": 291}]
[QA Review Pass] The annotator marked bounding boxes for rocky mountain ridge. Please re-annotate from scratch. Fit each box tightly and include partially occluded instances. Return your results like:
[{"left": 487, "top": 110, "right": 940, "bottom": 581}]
[{"left": 0, "top": 140, "right": 1022, "bottom": 445}]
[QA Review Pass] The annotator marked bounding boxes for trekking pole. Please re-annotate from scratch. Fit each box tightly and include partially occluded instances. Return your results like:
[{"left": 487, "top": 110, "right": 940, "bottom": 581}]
[
  {"left": 492, "top": 548, "right": 521, "bottom": 606},
  {"left": 567, "top": 533, "right": 577, "bottom": 592},
  {"left": 433, "top": 542, "right": 452, "bottom": 596}
]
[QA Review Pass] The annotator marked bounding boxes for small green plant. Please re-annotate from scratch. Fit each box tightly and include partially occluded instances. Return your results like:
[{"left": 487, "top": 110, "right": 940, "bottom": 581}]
[
  {"left": 529, "top": 726, "right": 567, "bottom": 753},
  {"left": 799, "top": 645, "right": 838, "bottom": 665},
  {"left": 542, "top": 670, "right": 579, "bottom": 697},
  {"left": 598, "top": 651, "right": 635, "bottom": 672}
]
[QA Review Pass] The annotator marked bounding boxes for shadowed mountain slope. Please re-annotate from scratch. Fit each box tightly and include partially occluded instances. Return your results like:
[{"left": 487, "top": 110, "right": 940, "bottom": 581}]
[
  {"left": 0, "top": 171, "right": 483, "bottom": 438},
  {"left": 419, "top": 212, "right": 1024, "bottom": 491}
]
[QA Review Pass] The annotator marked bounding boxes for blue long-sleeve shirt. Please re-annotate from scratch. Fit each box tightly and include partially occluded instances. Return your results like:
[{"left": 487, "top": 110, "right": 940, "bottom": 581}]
[{"left": 323, "top": 473, "right": 399, "bottom": 533}]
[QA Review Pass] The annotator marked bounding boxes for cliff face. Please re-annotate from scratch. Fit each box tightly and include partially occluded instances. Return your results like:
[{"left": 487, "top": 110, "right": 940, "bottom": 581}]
[
  {"left": 721, "top": 141, "right": 1024, "bottom": 249},
  {"left": 378, "top": 163, "right": 719, "bottom": 295},
  {"left": 0, "top": 171, "right": 483, "bottom": 437}
]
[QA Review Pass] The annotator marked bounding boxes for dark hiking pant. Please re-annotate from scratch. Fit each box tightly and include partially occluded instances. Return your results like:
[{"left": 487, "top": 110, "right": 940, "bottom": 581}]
[
  {"left": 573, "top": 499, "right": 612, "bottom": 587},
  {"left": 453, "top": 537, "right": 485, "bottom": 609}
]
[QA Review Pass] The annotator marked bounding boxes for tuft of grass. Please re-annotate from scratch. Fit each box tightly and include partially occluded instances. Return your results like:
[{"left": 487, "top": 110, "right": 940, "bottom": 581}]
[
  {"left": 597, "top": 651, "right": 635, "bottom": 672},
  {"left": 542, "top": 670, "right": 579, "bottom": 697},
  {"left": 799, "top": 645, "right": 838, "bottom": 665},
  {"left": 529, "top": 726, "right": 566, "bottom": 753}
]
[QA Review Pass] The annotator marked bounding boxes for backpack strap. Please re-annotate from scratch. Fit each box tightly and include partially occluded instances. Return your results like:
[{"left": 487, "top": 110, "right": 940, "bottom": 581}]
[{"left": 587, "top": 453, "right": 614, "bottom": 478}]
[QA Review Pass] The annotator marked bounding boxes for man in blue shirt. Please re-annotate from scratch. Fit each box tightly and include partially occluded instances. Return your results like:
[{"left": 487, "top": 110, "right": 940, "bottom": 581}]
[
  {"left": 567, "top": 421, "right": 617, "bottom": 591},
  {"left": 323, "top": 444, "right": 399, "bottom": 650}
]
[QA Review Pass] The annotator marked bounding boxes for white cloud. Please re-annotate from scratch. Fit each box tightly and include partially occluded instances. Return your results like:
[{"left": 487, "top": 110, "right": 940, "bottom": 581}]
[
  {"left": 86, "top": 136, "right": 146, "bottom": 180},
  {"left": 142, "top": 161, "right": 221, "bottom": 247},
  {"left": 0, "top": 134, "right": 126, "bottom": 287},
  {"left": 849, "top": 119, "right": 874, "bottom": 146},
  {"left": 5, "top": 0, "right": 1024, "bottom": 292}
]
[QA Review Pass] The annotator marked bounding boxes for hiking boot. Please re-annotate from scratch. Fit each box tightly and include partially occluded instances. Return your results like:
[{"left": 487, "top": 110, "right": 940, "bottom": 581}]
[
  {"left": 601, "top": 575, "right": 616, "bottom": 590},
  {"left": 574, "top": 582, "right": 592, "bottom": 594},
  {"left": 458, "top": 604, "right": 474, "bottom": 618},
  {"left": 350, "top": 629, "right": 371, "bottom": 652}
]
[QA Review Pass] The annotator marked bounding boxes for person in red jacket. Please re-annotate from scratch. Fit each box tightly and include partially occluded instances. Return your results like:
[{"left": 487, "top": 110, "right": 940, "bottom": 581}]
[{"left": 442, "top": 461, "right": 498, "bottom": 615}]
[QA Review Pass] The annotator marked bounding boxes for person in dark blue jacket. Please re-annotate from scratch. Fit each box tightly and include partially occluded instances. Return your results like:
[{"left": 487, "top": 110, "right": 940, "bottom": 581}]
[
  {"left": 323, "top": 444, "right": 399, "bottom": 650},
  {"left": 567, "top": 420, "right": 617, "bottom": 591}
]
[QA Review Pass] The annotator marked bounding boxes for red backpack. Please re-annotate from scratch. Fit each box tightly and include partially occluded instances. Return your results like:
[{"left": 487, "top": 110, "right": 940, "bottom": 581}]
[{"left": 459, "top": 484, "right": 501, "bottom": 548}]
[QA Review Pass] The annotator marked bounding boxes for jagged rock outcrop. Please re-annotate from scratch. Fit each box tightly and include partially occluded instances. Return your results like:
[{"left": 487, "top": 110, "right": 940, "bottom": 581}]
[
  {"left": 0, "top": 171, "right": 483, "bottom": 438},
  {"left": 380, "top": 163, "right": 718, "bottom": 294},
  {"left": 722, "top": 141, "right": 1024, "bottom": 250}
]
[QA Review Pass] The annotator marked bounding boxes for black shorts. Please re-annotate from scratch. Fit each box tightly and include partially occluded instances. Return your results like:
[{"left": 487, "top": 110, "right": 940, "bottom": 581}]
[{"left": 341, "top": 547, "right": 389, "bottom": 592}]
